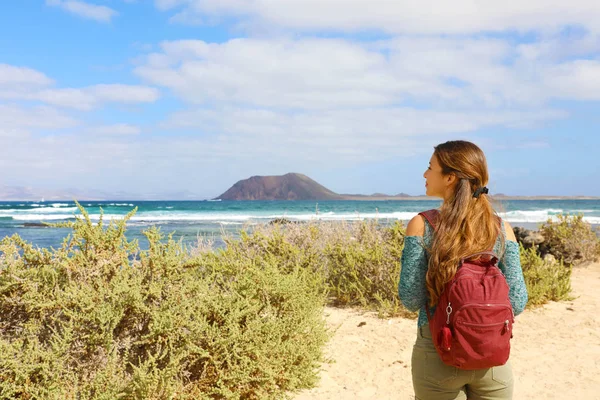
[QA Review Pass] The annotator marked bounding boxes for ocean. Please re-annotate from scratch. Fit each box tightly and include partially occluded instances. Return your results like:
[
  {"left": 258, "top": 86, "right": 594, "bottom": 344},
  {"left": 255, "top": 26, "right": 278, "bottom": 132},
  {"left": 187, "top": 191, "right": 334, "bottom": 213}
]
[{"left": 1, "top": 199, "right": 599, "bottom": 250}]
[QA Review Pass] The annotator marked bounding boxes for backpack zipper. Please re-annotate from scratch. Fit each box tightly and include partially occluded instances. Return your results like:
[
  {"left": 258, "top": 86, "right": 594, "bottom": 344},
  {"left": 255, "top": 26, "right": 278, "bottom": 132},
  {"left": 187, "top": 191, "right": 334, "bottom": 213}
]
[
  {"left": 457, "top": 319, "right": 511, "bottom": 334},
  {"left": 457, "top": 320, "right": 509, "bottom": 328},
  {"left": 447, "top": 303, "right": 512, "bottom": 326}
]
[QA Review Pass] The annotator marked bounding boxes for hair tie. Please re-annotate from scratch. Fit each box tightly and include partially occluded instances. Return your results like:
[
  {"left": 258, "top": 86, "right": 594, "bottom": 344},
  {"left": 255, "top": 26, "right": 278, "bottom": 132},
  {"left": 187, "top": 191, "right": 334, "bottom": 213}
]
[{"left": 473, "top": 186, "right": 489, "bottom": 198}]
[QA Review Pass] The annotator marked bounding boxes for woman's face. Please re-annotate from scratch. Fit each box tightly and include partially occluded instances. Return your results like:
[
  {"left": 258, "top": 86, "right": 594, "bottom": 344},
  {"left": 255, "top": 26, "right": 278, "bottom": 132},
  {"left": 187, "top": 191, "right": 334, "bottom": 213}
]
[{"left": 423, "top": 153, "right": 453, "bottom": 198}]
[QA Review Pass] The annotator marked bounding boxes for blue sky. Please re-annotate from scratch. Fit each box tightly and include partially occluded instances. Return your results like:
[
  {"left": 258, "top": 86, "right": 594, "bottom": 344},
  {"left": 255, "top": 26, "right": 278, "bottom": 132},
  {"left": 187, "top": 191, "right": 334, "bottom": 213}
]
[{"left": 1, "top": 1, "right": 599, "bottom": 199}]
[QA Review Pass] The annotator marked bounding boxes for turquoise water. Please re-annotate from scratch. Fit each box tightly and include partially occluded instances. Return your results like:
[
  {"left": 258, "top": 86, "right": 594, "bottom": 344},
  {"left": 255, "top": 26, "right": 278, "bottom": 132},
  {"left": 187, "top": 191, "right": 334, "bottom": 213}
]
[{"left": 1, "top": 199, "right": 599, "bottom": 250}]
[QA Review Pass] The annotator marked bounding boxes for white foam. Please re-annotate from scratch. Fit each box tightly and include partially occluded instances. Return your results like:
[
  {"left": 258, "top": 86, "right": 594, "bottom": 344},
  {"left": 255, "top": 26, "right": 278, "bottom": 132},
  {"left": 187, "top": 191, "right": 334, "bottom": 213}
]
[
  {"left": 11, "top": 214, "right": 76, "bottom": 221},
  {"left": 51, "top": 203, "right": 70, "bottom": 208},
  {"left": 8, "top": 212, "right": 398, "bottom": 222},
  {"left": 3, "top": 207, "right": 599, "bottom": 225},
  {"left": 288, "top": 211, "right": 419, "bottom": 221},
  {"left": 498, "top": 209, "right": 575, "bottom": 223},
  {"left": 0, "top": 207, "right": 78, "bottom": 214},
  {"left": 131, "top": 213, "right": 256, "bottom": 221}
]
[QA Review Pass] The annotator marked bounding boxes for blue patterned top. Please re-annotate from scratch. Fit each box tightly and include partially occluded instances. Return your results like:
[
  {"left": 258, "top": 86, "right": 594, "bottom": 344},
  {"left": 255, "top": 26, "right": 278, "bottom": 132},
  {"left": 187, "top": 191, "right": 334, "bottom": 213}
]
[{"left": 398, "top": 217, "right": 528, "bottom": 327}]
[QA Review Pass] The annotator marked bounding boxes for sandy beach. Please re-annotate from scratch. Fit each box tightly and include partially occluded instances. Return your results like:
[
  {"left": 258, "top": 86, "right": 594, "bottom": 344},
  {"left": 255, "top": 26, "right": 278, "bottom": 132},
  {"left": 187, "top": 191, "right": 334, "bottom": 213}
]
[{"left": 294, "top": 263, "right": 600, "bottom": 400}]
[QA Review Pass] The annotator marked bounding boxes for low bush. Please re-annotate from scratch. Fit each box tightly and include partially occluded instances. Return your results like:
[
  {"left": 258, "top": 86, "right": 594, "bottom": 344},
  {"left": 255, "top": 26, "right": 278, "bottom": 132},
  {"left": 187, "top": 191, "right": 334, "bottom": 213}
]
[
  {"left": 239, "top": 216, "right": 581, "bottom": 315},
  {"left": 520, "top": 244, "right": 572, "bottom": 307},
  {"left": 0, "top": 203, "right": 328, "bottom": 400},
  {"left": 539, "top": 213, "right": 600, "bottom": 266},
  {"left": 231, "top": 219, "right": 411, "bottom": 318}
]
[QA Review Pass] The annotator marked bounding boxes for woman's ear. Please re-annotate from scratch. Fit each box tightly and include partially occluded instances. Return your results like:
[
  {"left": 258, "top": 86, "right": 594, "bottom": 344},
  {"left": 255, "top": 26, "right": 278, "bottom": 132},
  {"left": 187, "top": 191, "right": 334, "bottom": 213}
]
[{"left": 445, "top": 173, "right": 457, "bottom": 186}]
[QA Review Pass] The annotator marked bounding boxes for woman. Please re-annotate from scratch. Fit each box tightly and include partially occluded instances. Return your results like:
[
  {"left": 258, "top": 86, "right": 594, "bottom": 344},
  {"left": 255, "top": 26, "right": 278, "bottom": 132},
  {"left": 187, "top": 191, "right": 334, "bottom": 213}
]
[{"left": 399, "top": 140, "right": 528, "bottom": 400}]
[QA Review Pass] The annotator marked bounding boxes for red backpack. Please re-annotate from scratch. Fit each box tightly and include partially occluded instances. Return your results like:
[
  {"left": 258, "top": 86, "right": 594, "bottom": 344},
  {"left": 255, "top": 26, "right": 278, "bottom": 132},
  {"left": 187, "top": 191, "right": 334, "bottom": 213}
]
[{"left": 419, "top": 209, "right": 514, "bottom": 370}]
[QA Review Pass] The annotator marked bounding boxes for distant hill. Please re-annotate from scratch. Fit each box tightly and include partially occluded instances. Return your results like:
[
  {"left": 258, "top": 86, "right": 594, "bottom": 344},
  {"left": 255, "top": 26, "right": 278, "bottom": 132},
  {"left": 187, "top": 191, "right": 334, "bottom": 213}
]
[
  {"left": 216, "top": 173, "right": 424, "bottom": 201},
  {"left": 215, "top": 173, "right": 343, "bottom": 200}
]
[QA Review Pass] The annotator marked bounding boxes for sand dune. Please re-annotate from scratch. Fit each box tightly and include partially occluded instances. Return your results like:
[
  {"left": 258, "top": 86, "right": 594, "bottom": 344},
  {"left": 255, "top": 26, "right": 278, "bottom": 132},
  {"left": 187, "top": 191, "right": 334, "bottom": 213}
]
[{"left": 294, "top": 263, "right": 600, "bottom": 400}]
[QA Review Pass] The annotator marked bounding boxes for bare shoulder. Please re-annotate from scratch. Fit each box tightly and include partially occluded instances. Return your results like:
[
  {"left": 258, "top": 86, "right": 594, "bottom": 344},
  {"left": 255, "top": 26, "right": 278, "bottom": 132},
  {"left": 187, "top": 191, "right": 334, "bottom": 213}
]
[
  {"left": 503, "top": 220, "right": 517, "bottom": 242},
  {"left": 406, "top": 214, "right": 425, "bottom": 236}
]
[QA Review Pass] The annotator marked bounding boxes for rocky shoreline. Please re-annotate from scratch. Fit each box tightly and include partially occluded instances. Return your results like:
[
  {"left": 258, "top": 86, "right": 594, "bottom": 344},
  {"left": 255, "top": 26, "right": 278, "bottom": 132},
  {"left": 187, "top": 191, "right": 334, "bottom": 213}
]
[{"left": 513, "top": 226, "right": 556, "bottom": 262}]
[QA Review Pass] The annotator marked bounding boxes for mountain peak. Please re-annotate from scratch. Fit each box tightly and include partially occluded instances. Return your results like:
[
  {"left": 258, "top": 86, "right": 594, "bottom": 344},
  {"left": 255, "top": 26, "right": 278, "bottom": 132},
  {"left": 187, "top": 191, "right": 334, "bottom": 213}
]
[{"left": 216, "top": 173, "right": 342, "bottom": 200}]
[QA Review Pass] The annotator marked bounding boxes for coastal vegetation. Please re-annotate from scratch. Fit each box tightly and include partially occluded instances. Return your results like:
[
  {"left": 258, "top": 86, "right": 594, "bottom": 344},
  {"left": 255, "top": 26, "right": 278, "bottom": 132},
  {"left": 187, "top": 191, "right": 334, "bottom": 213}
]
[{"left": 0, "top": 204, "right": 597, "bottom": 399}]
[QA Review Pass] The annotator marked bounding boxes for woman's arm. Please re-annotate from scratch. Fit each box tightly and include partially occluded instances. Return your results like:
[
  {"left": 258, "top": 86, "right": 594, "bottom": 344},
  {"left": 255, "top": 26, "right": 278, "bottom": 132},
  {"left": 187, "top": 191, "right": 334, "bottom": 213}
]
[
  {"left": 398, "top": 216, "right": 429, "bottom": 312},
  {"left": 500, "top": 220, "right": 529, "bottom": 316}
]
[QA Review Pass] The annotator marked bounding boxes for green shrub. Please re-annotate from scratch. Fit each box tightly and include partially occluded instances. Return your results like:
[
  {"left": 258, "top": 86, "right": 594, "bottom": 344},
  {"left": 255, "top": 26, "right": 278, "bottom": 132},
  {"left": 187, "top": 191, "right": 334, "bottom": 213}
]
[
  {"left": 227, "top": 219, "right": 412, "bottom": 318},
  {"left": 320, "top": 220, "right": 407, "bottom": 317},
  {"left": 243, "top": 216, "right": 586, "bottom": 313},
  {"left": 233, "top": 216, "right": 581, "bottom": 315},
  {"left": 520, "top": 244, "right": 572, "bottom": 307},
  {"left": 0, "top": 203, "right": 328, "bottom": 400},
  {"left": 539, "top": 213, "right": 600, "bottom": 266}
]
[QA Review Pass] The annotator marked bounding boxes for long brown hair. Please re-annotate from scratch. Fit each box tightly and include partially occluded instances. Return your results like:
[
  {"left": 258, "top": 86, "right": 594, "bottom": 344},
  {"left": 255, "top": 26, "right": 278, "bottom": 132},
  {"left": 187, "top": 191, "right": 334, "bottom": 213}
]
[{"left": 426, "top": 140, "right": 504, "bottom": 307}]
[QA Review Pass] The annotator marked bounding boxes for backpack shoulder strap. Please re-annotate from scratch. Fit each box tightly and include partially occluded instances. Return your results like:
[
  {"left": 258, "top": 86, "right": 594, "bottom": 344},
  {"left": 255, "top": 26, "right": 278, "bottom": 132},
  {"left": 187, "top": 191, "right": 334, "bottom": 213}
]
[{"left": 418, "top": 209, "right": 440, "bottom": 231}]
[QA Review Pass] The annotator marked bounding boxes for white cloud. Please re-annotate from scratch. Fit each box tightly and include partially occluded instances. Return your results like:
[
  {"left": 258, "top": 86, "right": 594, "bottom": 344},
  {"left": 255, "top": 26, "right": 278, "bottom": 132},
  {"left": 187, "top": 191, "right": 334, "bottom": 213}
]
[
  {"left": 517, "top": 33, "right": 600, "bottom": 62},
  {"left": 0, "top": 104, "right": 78, "bottom": 130},
  {"left": 35, "top": 88, "right": 96, "bottom": 110},
  {"left": 135, "top": 38, "right": 466, "bottom": 110},
  {"left": 0, "top": 104, "right": 78, "bottom": 138},
  {"left": 0, "top": 64, "right": 160, "bottom": 110},
  {"left": 0, "top": 106, "right": 144, "bottom": 189},
  {"left": 0, "top": 117, "right": 241, "bottom": 196},
  {"left": 168, "top": 10, "right": 205, "bottom": 25},
  {"left": 155, "top": 0, "right": 186, "bottom": 11},
  {"left": 135, "top": 37, "right": 598, "bottom": 112},
  {"left": 155, "top": 0, "right": 600, "bottom": 34},
  {"left": 0, "top": 64, "right": 54, "bottom": 87},
  {"left": 46, "top": 0, "right": 118, "bottom": 23},
  {"left": 162, "top": 106, "right": 566, "bottom": 162},
  {"left": 128, "top": 33, "right": 597, "bottom": 182},
  {"left": 0, "top": 101, "right": 569, "bottom": 197},
  {"left": 87, "top": 124, "right": 142, "bottom": 135},
  {"left": 0, "top": 62, "right": 158, "bottom": 192},
  {"left": 544, "top": 60, "right": 600, "bottom": 100},
  {"left": 36, "top": 84, "right": 160, "bottom": 110},
  {"left": 90, "top": 84, "right": 160, "bottom": 104}
]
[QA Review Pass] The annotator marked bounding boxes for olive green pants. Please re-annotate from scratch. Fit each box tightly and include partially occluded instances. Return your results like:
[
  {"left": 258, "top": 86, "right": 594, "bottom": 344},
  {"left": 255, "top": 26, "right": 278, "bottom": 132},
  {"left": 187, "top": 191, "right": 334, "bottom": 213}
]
[{"left": 411, "top": 324, "right": 514, "bottom": 400}]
